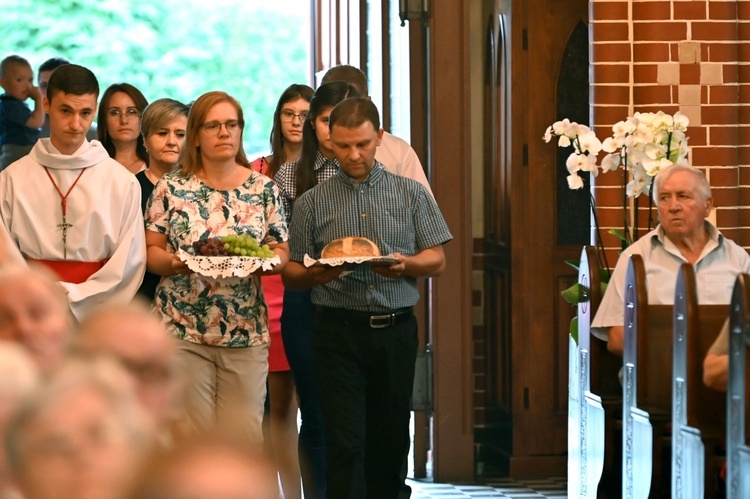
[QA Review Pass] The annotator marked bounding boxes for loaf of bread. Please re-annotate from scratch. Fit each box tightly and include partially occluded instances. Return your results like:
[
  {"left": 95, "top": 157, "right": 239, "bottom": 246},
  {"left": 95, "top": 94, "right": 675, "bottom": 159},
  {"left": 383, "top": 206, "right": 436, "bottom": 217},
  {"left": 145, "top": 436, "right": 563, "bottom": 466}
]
[{"left": 321, "top": 237, "right": 381, "bottom": 259}]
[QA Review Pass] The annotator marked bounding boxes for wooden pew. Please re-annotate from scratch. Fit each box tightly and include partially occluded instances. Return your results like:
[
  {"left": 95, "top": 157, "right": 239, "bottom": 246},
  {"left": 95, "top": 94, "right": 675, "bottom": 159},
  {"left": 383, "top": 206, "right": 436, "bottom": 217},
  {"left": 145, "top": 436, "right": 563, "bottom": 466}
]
[
  {"left": 726, "top": 273, "right": 750, "bottom": 498},
  {"left": 568, "top": 246, "right": 605, "bottom": 498},
  {"left": 622, "top": 255, "right": 728, "bottom": 497},
  {"left": 671, "top": 264, "right": 728, "bottom": 498},
  {"left": 622, "top": 254, "right": 654, "bottom": 499},
  {"left": 581, "top": 246, "right": 623, "bottom": 499}
]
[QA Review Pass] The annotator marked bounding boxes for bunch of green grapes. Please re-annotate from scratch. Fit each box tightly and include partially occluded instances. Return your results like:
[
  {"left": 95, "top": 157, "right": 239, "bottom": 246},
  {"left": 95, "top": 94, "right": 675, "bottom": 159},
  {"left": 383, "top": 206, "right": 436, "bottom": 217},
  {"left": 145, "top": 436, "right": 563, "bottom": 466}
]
[{"left": 221, "top": 234, "right": 275, "bottom": 258}]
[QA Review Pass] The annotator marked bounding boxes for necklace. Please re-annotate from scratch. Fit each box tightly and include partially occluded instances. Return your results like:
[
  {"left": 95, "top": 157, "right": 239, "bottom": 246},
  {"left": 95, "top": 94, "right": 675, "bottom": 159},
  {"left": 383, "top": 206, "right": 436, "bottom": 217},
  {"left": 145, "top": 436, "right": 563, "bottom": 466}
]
[{"left": 43, "top": 167, "right": 86, "bottom": 260}]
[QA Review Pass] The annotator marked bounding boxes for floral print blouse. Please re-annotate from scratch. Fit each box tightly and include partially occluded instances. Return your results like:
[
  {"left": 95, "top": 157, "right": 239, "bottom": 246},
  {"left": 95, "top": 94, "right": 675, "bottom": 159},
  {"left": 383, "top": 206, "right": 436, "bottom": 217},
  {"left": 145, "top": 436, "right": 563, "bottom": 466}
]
[{"left": 145, "top": 169, "right": 288, "bottom": 348}]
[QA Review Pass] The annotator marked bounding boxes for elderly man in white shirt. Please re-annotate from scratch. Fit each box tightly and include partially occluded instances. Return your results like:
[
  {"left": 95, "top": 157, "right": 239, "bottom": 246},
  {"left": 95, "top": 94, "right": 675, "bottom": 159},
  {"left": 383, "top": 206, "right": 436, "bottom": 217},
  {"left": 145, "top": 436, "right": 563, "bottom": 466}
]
[{"left": 592, "top": 163, "right": 750, "bottom": 355}]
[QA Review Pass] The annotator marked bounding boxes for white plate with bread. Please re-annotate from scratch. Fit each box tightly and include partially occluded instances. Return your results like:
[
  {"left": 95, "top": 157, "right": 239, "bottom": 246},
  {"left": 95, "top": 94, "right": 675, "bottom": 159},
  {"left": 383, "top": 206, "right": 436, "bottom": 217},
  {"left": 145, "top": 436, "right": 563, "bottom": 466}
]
[{"left": 303, "top": 236, "right": 399, "bottom": 268}]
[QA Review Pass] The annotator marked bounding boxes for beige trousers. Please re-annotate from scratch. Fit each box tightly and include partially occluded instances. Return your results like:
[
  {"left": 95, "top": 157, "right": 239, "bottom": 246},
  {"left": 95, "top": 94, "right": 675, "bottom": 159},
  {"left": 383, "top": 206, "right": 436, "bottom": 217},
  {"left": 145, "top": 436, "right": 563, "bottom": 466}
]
[{"left": 176, "top": 341, "right": 269, "bottom": 446}]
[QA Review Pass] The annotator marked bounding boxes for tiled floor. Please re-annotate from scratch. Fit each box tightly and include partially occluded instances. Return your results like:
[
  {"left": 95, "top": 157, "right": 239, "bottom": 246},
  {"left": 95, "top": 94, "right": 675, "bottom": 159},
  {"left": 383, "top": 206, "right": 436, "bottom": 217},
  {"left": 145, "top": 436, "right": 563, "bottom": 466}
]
[{"left": 407, "top": 477, "right": 567, "bottom": 498}]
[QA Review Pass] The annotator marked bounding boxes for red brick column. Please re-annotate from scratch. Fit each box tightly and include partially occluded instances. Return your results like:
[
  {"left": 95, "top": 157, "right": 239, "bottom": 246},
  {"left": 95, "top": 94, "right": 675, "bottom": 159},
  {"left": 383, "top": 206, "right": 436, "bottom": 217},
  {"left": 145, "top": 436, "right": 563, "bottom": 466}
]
[{"left": 590, "top": 0, "right": 746, "bottom": 261}]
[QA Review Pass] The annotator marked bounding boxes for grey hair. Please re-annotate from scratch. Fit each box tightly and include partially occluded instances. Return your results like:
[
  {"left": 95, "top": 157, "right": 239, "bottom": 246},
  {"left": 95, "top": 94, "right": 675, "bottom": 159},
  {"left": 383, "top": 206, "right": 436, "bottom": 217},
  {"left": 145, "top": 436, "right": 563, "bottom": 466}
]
[
  {"left": 140, "top": 98, "right": 189, "bottom": 138},
  {"left": 652, "top": 163, "right": 712, "bottom": 202},
  {"left": 4, "top": 357, "right": 151, "bottom": 475}
]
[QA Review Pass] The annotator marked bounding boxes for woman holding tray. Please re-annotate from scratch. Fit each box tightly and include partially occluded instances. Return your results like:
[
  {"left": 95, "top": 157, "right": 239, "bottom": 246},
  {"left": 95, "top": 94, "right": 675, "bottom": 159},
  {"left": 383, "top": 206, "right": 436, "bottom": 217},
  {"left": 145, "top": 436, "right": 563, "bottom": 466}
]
[{"left": 144, "top": 91, "right": 289, "bottom": 448}]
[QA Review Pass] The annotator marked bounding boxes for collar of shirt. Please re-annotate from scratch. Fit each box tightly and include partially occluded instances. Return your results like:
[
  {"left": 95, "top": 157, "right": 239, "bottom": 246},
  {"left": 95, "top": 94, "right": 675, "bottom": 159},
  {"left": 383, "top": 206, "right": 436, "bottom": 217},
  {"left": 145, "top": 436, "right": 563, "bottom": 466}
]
[
  {"left": 333, "top": 161, "right": 386, "bottom": 190},
  {"left": 651, "top": 220, "right": 723, "bottom": 262},
  {"left": 314, "top": 151, "right": 338, "bottom": 172}
]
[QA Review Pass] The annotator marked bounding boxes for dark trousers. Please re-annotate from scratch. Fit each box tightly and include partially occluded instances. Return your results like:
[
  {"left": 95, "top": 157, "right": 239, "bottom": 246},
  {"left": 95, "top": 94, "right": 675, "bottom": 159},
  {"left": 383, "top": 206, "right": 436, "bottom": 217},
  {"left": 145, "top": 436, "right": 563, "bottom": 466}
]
[
  {"left": 281, "top": 289, "right": 327, "bottom": 499},
  {"left": 312, "top": 309, "right": 418, "bottom": 499}
]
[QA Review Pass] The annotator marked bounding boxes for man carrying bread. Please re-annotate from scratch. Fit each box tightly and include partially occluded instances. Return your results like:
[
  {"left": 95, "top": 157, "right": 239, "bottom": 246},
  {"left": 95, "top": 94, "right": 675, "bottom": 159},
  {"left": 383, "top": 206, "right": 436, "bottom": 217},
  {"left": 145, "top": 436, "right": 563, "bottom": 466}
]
[{"left": 283, "top": 97, "right": 452, "bottom": 499}]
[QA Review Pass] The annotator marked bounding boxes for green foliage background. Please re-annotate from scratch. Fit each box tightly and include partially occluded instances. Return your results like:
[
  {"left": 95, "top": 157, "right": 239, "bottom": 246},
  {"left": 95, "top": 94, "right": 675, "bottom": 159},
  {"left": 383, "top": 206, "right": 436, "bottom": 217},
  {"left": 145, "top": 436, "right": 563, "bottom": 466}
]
[{"left": 0, "top": 0, "right": 312, "bottom": 156}]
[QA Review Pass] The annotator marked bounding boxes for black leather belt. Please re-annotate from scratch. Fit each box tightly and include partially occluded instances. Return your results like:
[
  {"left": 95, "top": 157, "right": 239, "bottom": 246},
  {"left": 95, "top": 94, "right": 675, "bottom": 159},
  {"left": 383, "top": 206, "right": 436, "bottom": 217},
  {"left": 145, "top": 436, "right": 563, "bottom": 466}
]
[{"left": 316, "top": 306, "right": 413, "bottom": 329}]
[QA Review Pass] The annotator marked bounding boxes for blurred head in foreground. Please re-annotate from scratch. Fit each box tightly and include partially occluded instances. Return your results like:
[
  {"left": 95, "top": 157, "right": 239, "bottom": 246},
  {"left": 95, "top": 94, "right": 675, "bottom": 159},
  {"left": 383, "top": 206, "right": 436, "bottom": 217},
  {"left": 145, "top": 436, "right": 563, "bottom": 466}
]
[
  {"left": 0, "top": 341, "right": 38, "bottom": 496},
  {"left": 127, "top": 433, "right": 280, "bottom": 499},
  {"left": 74, "top": 300, "right": 182, "bottom": 432},
  {"left": 5, "top": 358, "right": 152, "bottom": 499},
  {"left": 0, "top": 264, "right": 72, "bottom": 372}
]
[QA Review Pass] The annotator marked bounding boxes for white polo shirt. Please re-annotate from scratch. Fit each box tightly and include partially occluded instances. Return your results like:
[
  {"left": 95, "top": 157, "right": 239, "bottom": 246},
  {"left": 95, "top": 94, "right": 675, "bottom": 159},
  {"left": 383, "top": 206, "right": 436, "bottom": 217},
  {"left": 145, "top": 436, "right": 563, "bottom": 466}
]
[{"left": 591, "top": 222, "right": 750, "bottom": 341}]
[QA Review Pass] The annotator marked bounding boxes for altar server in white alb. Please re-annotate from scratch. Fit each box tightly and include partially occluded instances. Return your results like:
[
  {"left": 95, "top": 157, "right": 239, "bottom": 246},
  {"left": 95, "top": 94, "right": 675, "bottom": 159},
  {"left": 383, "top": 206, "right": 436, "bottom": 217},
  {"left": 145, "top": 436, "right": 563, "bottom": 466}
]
[{"left": 0, "top": 64, "right": 146, "bottom": 320}]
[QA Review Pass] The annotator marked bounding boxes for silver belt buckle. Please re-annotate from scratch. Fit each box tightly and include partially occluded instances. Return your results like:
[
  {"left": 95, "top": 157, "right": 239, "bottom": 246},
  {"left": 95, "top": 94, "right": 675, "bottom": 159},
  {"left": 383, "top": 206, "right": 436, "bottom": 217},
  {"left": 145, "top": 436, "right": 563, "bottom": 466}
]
[{"left": 369, "top": 314, "right": 393, "bottom": 328}]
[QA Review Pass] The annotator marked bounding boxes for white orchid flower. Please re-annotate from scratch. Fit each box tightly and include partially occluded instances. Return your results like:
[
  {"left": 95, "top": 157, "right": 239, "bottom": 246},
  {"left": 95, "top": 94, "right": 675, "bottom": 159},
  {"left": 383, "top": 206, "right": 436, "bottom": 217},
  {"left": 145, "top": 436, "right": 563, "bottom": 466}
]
[
  {"left": 652, "top": 129, "right": 670, "bottom": 147},
  {"left": 553, "top": 118, "right": 571, "bottom": 135},
  {"left": 544, "top": 111, "right": 690, "bottom": 195},
  {"left": 578, "top": 131, "right": 602, "bottom": 155},
  {"left": 671, "top": 129, "right": 686, "bottom": 143},
  {"left": 643, "top": 142, "right": 663, "bottom": 160},
  {"left": 641, "top": 156, "right": 672, "bottom": 176},
  {"left": 602, "top": 136, "right": 622, "bottom": 153},
  {"left": 574, "top": 123, "right": 592, "bottom": 135},
  {"left": 673, "top": 140, "right": 689, "bottom": 163},
  {"left": 567, "top": 173, "right": 585, "bottom": 190},
  {"left": 601, "top": 153, "right": 622, "bottom": 172},
  {"left": 543, "top": 126, "right": 553, "bottom": 142},
  {"left": 626, "top": 175, "right": 650, "bottom": 197},
  {"left": 632, "top": 123, "right": 654, "bottom": 144},
  {"left": 581, "top": 154, "right": 599, "bottom": 175},
  {"left": 673, "top": 112, "right": 689, "bottom": 131},
  {"left": 652, "top": 111, "right": 671, "bottom": 129},
  {"left": 632, "top": 112, "right": 649, "bottom": 126},
  {"left": 612, "top": 119, "right": 636, "bottom": 137},
  {"left": 566, "top": 152, "right": 585, "bottom": 173},
  {"left": 627, "top": 147, "right": 647, "bottom": 166}
]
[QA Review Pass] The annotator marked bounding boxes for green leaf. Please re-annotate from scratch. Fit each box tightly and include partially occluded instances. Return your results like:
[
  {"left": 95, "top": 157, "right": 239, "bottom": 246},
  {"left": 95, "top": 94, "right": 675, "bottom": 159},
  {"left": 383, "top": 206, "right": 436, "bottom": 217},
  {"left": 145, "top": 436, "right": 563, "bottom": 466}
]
[
  {"left": 562, "top": 283, "right": 584, "bottom": 304},
  {"left": 564, "top": 259, "right": 580, "bottom": 272},
  {"left": 570, "top": 317, "right": 578, "bottom": 343},
  {"left": 608, "top": 229, "right": 628, "bottom": 243}
]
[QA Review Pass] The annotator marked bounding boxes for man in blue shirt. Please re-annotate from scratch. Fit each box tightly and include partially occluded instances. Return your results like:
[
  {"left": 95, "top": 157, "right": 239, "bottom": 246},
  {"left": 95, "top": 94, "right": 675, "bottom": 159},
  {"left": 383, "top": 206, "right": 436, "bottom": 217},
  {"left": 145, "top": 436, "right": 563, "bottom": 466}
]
[{"left": 284, "top": 97, "right": 452, "bottom": 498}]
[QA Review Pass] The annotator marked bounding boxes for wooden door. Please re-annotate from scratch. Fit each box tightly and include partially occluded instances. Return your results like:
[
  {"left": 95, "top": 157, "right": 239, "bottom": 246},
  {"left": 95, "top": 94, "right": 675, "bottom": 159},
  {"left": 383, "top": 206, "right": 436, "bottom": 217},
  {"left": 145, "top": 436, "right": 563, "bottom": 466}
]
[
  {"left": 477, "top": 0, "right": 591, "bottom": 475},
  {"left": 477, "top": 0, "right": 513, "bottom": 474}
]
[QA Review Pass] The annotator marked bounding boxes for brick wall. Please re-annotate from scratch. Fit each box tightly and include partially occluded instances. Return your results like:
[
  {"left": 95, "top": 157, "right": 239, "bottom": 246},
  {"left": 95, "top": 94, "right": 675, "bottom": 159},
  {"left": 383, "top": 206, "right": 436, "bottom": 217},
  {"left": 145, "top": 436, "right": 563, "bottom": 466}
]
[{"left": 590, "top": 0, "right": 748, "bottom": 264}]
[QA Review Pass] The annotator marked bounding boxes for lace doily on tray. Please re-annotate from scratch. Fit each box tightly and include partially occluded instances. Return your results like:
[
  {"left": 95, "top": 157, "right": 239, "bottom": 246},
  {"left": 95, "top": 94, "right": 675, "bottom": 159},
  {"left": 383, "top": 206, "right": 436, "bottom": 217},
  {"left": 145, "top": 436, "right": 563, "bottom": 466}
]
[
  {"left": 178, "top": 250, "right": 280, "bottom": 278},
  {"left": 303, "top": 254, "right": 400, "bottom": 268}
]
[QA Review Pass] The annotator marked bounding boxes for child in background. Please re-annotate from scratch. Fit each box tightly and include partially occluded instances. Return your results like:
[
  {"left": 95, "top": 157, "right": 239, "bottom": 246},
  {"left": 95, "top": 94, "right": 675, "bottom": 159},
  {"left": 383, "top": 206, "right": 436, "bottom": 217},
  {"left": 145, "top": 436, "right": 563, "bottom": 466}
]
[{"left": 0, "top": 55, "right": 43, "bottom": 170}]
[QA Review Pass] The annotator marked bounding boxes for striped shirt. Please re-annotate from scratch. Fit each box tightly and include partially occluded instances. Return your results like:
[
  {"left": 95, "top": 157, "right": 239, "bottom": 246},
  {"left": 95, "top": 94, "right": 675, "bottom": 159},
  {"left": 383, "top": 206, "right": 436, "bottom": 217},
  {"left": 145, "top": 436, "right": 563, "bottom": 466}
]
[
  {"left": 274, "top": 151, "right": 339, "bottom": 223},
  {"left": 289, "top": 163, "right": 452, "bottom": 312}
]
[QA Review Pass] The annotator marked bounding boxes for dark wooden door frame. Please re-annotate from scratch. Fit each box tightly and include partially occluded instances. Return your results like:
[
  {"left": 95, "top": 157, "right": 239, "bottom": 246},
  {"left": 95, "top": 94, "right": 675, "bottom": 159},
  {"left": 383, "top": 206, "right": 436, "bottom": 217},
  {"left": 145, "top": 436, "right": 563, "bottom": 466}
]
[{"left": 419, "top": 0, "right": 475, "bottom": 482}]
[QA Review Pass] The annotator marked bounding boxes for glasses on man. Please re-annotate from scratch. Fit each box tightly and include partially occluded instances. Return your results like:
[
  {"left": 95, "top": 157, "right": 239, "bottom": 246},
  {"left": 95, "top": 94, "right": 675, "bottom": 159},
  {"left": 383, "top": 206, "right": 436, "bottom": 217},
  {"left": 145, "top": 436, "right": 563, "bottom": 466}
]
[
  {"left": 280, "top": 110, "right": 308, "bottom": 123},
  {"left": 107, "top": 108, "right": 141, "bottom": 120},
  {"left": 201, "top": 120, "right": 241, "bottom": 135}
]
